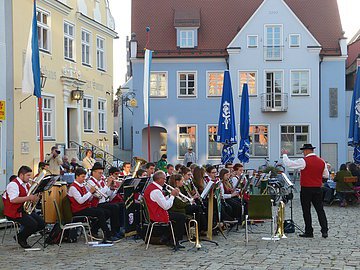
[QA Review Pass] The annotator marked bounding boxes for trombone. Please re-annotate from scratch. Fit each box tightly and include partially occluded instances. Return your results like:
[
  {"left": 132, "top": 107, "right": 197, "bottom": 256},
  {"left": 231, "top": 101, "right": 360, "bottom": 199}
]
[{"left": 164, "top": 183, "right": 194, "bottom": 204}]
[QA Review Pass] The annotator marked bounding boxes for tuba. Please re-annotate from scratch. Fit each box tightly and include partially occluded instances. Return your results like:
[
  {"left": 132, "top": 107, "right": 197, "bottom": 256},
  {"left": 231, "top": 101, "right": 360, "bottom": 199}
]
[
  {"left": 188, "top": 213, "right": 201, "bottom": 249},
  {"left": 23, "top": 170, "right": 47, "bottom": 215},
  {"left": 132, "top": 157, "right": 147, "bottom": 178},
  {"left": 275, "top": 201, "right": 287, "bottom": 239}
]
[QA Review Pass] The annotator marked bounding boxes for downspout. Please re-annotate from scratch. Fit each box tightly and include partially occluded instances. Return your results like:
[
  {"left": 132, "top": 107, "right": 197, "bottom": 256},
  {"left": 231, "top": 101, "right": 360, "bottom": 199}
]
[{"left": 319, "top": 56, "right": 323, "bottom": 156}]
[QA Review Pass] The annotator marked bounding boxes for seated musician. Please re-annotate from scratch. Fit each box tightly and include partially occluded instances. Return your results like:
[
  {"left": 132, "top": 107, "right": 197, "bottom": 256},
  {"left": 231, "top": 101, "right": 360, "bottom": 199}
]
[
  {"left": 143, "top": 171, "right": 186, "bottom": 249},
  {"left": 87, "top": 162, "right": 121, "bottom": 239},
  {"left": 219, "top": 169, "right": 242, "bottom": 222},
  {"left": 136, "top": 169, "right": 147, "bottom": 178},
  {"left": 2, "top": 166, "right": 45, "bottom": 248},
  {"left": 169, "top": 174, "right": 207, "bottom": 233},
  {"left": 192, "top": 166, "right": 206, "bottom": 194},
  {"left": 166, "top": 164, "right": 175, "bottom": 177},
  {"left": 230, "top": 163, "right": 244, "bottom": 189},
  {"left": 145, "top": 162, "right": 156, "bottom": 177},
  {"left": 67, "top": 167, "right": 118, "bottom": 242},
  {"left": 120, "top": 162, "right": 132, "bottom": 177}
]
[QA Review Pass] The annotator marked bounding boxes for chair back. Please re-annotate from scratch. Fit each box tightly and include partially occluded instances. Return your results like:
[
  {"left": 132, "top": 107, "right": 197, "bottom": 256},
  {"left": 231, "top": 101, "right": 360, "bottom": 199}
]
[
  {"left": 140, "top": 198, "right": 151, "bottom": 223},
  {"left": 0, "top": 192, "right": 5, "bottom": 219},
  {"left": 53, "top": 200, "right": 63, "bottom": 226},
  {"left": 61, "top": 196, "right": 73, "bottom": 224},
  {"left": 344, "top": 176, "right": 357, "bottom": 183},
  {"left": 248, "top": 194, "right": 272, "bottom": 220}
]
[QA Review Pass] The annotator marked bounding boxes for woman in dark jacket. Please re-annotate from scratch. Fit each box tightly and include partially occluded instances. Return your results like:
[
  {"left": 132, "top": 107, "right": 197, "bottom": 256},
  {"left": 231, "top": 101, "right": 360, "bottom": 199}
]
[
  {"left": 334, "top": 164, "right": 353, "bottom": 207},
  {"left": 347, "top": 163, "right": 360, "bottom": 187}
]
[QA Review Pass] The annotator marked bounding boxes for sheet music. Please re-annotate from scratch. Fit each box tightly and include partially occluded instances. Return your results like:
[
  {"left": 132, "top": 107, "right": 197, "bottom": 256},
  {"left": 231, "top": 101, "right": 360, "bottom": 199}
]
[
  {"left": 201, "top": 181, "right": 214, "bottom": 199},
  {"left": 281, "top": 173, "right": 294, "bottom": 187}
]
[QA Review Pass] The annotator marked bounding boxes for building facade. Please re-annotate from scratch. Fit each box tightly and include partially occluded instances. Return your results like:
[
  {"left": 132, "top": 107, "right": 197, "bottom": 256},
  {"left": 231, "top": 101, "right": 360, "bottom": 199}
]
[
  {"left": 129, "top": 0, "right": 347, "bottom": 169},
  {"left": 12, "top": 0, "right": 117, "bottom": 176}
]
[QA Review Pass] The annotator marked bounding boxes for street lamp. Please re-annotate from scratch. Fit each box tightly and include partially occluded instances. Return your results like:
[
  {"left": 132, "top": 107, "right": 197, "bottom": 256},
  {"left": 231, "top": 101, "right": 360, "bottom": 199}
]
[
  {"left": 71, "top": 87, "right": 84, "bottom": 102},
  {"left": 40, "top": 72, "right": 47, "bottom": 89}
]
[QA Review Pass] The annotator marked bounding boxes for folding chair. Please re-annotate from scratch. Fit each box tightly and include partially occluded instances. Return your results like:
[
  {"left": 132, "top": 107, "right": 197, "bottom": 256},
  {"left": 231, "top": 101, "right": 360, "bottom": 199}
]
[
  {"left": 54, "top": 200, "right": 90, "bottom": 253},
  {"left": 141, "top": 199, "right": 176, "bottom": 250},
  {"left": 0, "top": 193, "right": 19, "bottom": 244},
  {"left": 245, "top": 194, "right": 275, "bottom": 243}
]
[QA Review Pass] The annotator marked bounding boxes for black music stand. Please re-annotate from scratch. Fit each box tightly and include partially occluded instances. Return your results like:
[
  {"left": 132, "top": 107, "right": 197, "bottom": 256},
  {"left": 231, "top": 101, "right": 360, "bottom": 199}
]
[
  {"left": 285, "top": 188, "right": 304, "bottom": 234},
  {"left": 31, "top": 175, "right": 59, "bottom": 249}
]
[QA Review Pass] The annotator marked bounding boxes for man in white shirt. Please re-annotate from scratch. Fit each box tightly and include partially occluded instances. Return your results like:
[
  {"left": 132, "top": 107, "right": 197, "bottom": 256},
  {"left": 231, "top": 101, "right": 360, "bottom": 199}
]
[
  {"left": 230, "top": 163, "right": 244, "bottom": 189},
  {"left": 121, "top": 162, "right": 132, "bottom": 176},
  {"left": 143, "top": 171, "right": 186, "bottom": 249},
  {"left": 2, "top": 166, "right": 45, "bottom": 248}
]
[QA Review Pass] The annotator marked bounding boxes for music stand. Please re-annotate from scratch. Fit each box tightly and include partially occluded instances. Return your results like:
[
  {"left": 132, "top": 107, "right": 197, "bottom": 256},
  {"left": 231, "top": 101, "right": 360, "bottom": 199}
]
[{"left": 31, "top": 175, "right": 59, "bottom": 249}]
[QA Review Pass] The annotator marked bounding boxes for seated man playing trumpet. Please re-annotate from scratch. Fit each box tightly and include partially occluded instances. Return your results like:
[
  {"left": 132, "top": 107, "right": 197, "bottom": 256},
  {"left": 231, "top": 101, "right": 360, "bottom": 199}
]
[
  {"left": 68, "top": 168, "right": 118, "bottom": 242},
  {"left": 2, "top": 166, "right": 45, "bottom": 248},
  {"left": 143, "top": 171, "right": 186, "bottom": 250}
]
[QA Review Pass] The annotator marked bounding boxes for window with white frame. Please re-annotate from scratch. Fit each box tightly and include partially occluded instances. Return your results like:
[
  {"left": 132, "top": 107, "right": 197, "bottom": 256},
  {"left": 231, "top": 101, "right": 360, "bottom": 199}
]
[
  {"left": 281, "top": 125, "right": 309, "bottom": 156},
  {"left": 289, "top": 34, "right": 300, "bottom": 48},
  {"left": 37, "top": 9, "right": 50, "bottom": 52},
  {"left": 265, "top": 71, "right": 283, "bottom": 108},
  {"left": 265, "top": 25, "right": 282, "bottom": 60},
  {"left": 37, "top": 96, "right": 55, "bottom": 139},
  {"left": 81, "top": 30, "right": 91, "bottom": 65},
  {"left": 179, "top": 30, "right": 194, "bottom": 48},
  {"left": 247, "top": 35, "right": 258, "bottom": 48},
  {"left": 83, "top": 97, "right": 93, "bottom": 131},
  {"left": 207, "top": 72, "right": 223, "bottom": 97},
  {"left": 64, "top": 22, "right": 74, "bottom": 60},
  {"left": 249, "top": 125, "right": 268, "bottom": 157},
  {"left": 98, "top": 99, "right": 106, "bottom": 132},
  {"left": 239, "top": 71, "right": 257, "bottom": 96},
  {"left": 96, "top": 36, "right": 105, "bottom": 71},
  {"left": 178, "top": 125, "right": 196, "bottom": 159},
  {"left": 208, "top": 125, "right": 221, "bottom": 158},
  {"left": 178, "top": 72, "right": 196, "bottom": 97},
  {"left": 150, "top": 72, "right": 167, "bottom": 97},
  {"left": 291, "top": 70, "right": 309, "bottom": 95}
]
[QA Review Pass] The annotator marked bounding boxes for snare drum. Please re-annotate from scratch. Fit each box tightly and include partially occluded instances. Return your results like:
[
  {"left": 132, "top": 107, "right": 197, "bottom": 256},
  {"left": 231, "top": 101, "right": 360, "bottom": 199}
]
[{"left": 42, "top": 182, "right": 68, "bottom": 224}]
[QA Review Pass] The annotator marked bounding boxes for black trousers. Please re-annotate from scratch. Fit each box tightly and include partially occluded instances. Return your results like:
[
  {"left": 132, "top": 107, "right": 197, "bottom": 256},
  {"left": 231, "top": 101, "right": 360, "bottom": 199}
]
[
  {"left": 97, "top": 202, "right": 120, "bottom": 235},
  {"left": 8, "top": 212, "right": 45, "bottom": 241},
  {"left": 73, "top": 207, "right": 111, "bottom": 238},
  {"left": 168, "top": 211, "right": 186, "bottom": 241},
  {"left": 300, "top": 187, "right": 328, "bottom": 234},
  {"left": 185, "top": 204, "right": 207, "bottom": 231},
  {"left": 225, "top": 197, "right": 242, "bottom": 220}
]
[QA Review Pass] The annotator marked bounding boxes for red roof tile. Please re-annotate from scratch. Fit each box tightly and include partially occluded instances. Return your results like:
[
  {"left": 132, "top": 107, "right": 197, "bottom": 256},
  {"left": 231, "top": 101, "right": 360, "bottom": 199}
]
[{"left": 132, "top": 0, "right": 343, "bottom": 57}]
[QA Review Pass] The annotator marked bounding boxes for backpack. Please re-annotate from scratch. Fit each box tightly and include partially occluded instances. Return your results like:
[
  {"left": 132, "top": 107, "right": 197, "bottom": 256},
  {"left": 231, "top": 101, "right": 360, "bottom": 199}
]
[
  {"left": 45, "top": 223, "right": 62, "bottom": 244},
  {"left": 284, "top": 219, "right": 295, "bottom": 233}
]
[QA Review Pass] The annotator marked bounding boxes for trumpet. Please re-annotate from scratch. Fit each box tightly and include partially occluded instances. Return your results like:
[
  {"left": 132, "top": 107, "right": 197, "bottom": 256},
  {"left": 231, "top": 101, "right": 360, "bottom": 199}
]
[
  {"left": 164, "top": 183, "right": 194, "bottom": 204},
  {"left": 85, "top": 180, "right": 109, "bottom": 201}
]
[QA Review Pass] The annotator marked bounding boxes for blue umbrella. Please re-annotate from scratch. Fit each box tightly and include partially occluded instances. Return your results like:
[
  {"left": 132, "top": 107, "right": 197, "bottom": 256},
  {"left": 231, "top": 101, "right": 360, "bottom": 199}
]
[
  {"left": 238, "top": 83, "right": 250, "bottom": 163},
  {"left": 216, "top": 70, "right": 237, "bottom": 164},
  {"left": 348, "top": 67, "right": 360, "bottom": 163}
]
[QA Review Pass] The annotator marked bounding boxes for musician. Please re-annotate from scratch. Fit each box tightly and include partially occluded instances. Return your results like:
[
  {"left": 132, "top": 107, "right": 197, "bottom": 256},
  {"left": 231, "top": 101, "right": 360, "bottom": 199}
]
[
  {"left": 145, "top": 162, "right": 156, "bottom": 177},
  {"left": 2, "top": 166, "right": 45, "bottom": 248},
  {"left": 169, "top": 174, "right": 207, "bottom": 232},
  {"left": 282, "top": 144, "right": 329, "bottom": 238},
  {"left": 82, "top": 149, "right": 96, "bottom": 170},
  {"left": 230, "top": 163, "right": 244, "bottom": 189},
  {"left": 35, "top": 161, "right": 50, "bottom": 177},
  {"left": 45, "top": 146, "right": 63, "bottom": 175},
  {"left": 87, "top": 162, "right": 121, "bottom": 239},
  {"left": 136, "top": 169, "right": 147, "bottom": 178},
  {"left": 175, "top": 164, "right": 183, "bottom": 173},
  {"left": 192, "top": 166, "right": 206, "bottom": 194},
  {"left": 166, "top": 164, "right": 175, "bottom": 177},
  {"left": 68, "top": 167, "right": 118, "bottom": 242},
  {"left": 143, "top": 171, "right": 186, "bottom": 249},
  {"left": 121, "top": 162, "right": 131, "bottom": 176}
]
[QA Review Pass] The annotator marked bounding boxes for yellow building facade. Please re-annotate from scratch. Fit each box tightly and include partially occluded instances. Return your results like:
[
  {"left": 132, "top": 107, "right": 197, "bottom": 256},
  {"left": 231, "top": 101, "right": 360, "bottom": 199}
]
[{"left": 12, "top": 0, "right": 117, "bottom": 172}]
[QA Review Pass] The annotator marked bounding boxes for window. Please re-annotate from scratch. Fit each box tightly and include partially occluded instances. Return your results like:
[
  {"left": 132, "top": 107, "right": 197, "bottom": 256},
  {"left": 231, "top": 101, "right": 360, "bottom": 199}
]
[
  {"left": 98, "top": 99, "right": 106, "bottom": 132},
  {"left": 150, "top": 72, "right": 167, "bottom": 97},
  {"left": 208, "top": 125, "right": 221, "bottom": 159},
  {"left": 247, "top": 35, "right": 258, "bottom": 48},
  {"left": 239, "top": 71, "right": 257, "bottom": 96},
  {"left": 207, "top": 72, "right": 223, "bottom": 97},
  {"left": 96, "top": 36, "right": 105, "bottom": 71},
  {"left": 289, "top": 34, "right": 300, "bottom": 48},
  {"left": 64, "top": 22, "right": 74, "bottom": 60},
  {"left": 37, "top": 96, "right": 55, "bottom": 139},
  {"left": 281, "top": 125, "right": 309, "bottom": 156},
  {"left": 37, "top": 9, "right": 50, "bottom": 52},
  {"left": 81, "top": 30, "right": 91, "bottom": 65},
  {"left": 83, "top": 97, "right": 93, "bottom": 131},
  {"left": 291, "top": 70, "right": 309, "bottom": 95},
  {"left": 179, "top": 30, "right": 194, "bottom": 48},
  {"left": 249, "top": 125, "right": 268, "bottom": 157},
  {"left": 265, "top": 71, "right": 283, "bottom": 108},
  {"left": 265, "top": 25, "right": 282, "bottom": 60},
  {"left": 178, "top": 72, "right": 196, "bottom": 97},
  {"left": 177, "top": 125, "right": 196, "bottom": 159}
]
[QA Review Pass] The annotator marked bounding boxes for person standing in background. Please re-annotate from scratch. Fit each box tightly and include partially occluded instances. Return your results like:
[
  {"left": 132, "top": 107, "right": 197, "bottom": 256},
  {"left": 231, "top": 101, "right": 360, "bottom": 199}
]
[{"left": 45, "top": 146, "right": 63, "bottom": 175}]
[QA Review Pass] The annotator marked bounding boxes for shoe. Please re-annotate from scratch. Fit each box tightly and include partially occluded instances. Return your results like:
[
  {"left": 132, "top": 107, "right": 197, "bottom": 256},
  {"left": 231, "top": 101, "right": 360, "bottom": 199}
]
[
  {"left": 106, "top": 236, "right": 120, "bottom": 242},
  {"left": 322, "top": 232, "right": 328, "bottom": 238},
  {"left": 114, "top": 232, "right": 124, "bottom": 239},
  {"left": 175, "top": 242, "right": 185, "bottom": 249},
  {"left": 18, "top": 238, "right": 31, "bottom": 249},
  {"left": 299, "top": 233, "right": 314, "bottom": 238}
]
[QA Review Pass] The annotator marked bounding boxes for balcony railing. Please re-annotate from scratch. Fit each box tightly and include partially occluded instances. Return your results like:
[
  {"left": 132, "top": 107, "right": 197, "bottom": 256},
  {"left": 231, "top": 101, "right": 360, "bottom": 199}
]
[
  {"left": 260, "top": 93, "right": 288, "bottom": 112},
  {"left": 263, "top": 46, "right": 284, "bottom": 61}
]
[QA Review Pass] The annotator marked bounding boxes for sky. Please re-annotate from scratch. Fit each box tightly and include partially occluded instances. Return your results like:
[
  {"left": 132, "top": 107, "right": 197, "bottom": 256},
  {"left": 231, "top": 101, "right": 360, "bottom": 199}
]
[{"left": 108, "top": 0, "right": 360, "bottom": 89}]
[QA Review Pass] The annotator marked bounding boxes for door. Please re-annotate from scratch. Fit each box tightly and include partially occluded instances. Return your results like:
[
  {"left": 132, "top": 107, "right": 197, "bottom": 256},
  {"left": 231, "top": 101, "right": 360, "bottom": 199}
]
[
  {"left": 321, "top": 143, "right": 338, "bottom": 170},
  {"left": 266, "top": 71, "right": 283, "bottom": 109},
  {"left": 0, "top": 122, "right": 5, "bottom": 190}
]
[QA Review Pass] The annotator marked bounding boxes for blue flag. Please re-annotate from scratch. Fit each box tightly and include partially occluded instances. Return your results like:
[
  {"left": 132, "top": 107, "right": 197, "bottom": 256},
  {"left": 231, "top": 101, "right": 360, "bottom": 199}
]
[
  {"left": 349, "top": 67, "right": 360, "bottom": 147},
  {"left": 238, "top": 83, "right": 250, "bottom": 163}
]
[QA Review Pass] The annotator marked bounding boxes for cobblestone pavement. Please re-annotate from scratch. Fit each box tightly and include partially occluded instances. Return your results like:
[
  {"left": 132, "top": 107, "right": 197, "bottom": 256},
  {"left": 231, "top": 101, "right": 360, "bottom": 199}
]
[{"left": 1, "top": 188, "right": 359, "bottom": 270}]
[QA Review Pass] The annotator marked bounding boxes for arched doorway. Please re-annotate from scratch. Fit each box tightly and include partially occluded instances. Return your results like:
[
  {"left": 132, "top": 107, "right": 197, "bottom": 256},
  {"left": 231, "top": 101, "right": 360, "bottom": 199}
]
[{"left": 142, "top": 126, "right": 167, "bottom": 162}]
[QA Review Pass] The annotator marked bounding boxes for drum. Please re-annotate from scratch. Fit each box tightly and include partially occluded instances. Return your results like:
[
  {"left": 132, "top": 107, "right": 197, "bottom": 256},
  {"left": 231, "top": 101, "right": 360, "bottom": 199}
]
[{"left": 42, "top": 182, "right": 68, "bottom": 224}]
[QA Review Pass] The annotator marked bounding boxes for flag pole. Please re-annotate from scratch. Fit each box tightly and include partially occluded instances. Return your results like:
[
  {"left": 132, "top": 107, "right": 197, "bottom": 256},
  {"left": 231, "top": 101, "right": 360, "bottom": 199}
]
[
  {"left": 146, "top": 27, "right": 151, "bottom": 162},
  {"left": 38, "top": 97, "right": 44, "bottom": 161}
]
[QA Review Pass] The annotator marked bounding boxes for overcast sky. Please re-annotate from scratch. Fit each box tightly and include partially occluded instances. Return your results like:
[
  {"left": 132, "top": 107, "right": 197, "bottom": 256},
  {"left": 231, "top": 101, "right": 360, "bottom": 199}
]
[{"left": 109, "top": 0, "right": 360, "bottom": 89}]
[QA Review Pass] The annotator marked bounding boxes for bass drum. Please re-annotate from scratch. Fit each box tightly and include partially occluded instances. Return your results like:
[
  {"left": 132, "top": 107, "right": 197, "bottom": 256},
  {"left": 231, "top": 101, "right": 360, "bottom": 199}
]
[{"left": 42, "top": 182, "right": 68, "bottom": 224}]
